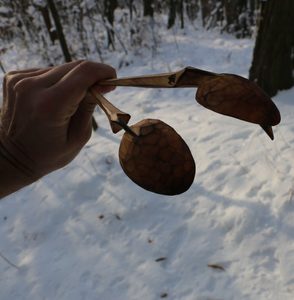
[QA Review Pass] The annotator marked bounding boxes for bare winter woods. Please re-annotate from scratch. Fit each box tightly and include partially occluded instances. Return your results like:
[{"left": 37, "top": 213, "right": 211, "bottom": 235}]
[{"left": 0, "top": 0, "right": 294, "bottom": 96}]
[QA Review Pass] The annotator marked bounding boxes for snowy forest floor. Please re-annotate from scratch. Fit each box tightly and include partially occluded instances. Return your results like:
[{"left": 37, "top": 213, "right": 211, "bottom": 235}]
[{"left": 1, "top": 26, "right": 294, "bottom": 300}]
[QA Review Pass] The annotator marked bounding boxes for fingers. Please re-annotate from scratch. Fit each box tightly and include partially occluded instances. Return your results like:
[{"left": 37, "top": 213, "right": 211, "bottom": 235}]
[
  {"left": 67, "top": 93, "right": 97, "bottom": 146},
  {"left": 43, "top": 62, "right": 117, "bottom": 146},
  {"left": 34, "top": 60, "right": 84, "bottom": 87},
  {"left": 1, "top": 61, "right": 116, "bottom": 140},
  {"left": 2, "top": 63, "right": 82, "bottom": 121},
  {"left": 3, "top": 62, "right": 84, "bottom": 101},
  {"left": 51, "top": 61, "right": 116, "bottom": 108},
  {"left": 3, "top": 68, "right": 42, "bottom": 104},
  {"left": 7, "top": 68, "right": 52, "bottom": 91},
  {"left": 3, "top": 61, "right": 82, "bottom": 95},
  {"left": 4, "top": 67, "right": 53, "bottom": 100},
  {"left": 5, "top": 68, "right": 42, "bottom": 76},
  {"left": 2, "top": 68, "right": 51, "bottom": 132}
]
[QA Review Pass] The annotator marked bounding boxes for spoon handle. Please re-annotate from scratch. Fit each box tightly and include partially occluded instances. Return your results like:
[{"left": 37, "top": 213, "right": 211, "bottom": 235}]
[
  {"left": 99, "top": 67, "right": 216, "bottom": 88},
  {"left": 89, "top": 88, "right": 131, "bottom": 134}
]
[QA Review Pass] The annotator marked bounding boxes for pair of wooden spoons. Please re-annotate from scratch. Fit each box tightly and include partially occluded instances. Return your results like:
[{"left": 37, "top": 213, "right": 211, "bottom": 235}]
[
  {"left": 90, "top": 89, "right": 195, "bottom": 196},
  {"left": 90, "top": 67, "right": 281, "bottom": 196}
]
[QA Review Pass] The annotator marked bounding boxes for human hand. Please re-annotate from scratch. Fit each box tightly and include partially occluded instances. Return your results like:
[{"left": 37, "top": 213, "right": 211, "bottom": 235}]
[{"left": 0, "top": 60, "right": 116, "bottom": 197}]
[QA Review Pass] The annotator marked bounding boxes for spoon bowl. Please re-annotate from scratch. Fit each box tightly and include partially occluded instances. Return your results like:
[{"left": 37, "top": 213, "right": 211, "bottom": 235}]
[
  {"left": 119, "top": 119, "right": 196, "bottom": 195},
  {"left": 195, "top": 74, "right": 281, "bottom": 139}
]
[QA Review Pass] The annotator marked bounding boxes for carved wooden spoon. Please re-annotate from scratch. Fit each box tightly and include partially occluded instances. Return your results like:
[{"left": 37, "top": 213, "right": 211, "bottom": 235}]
[
  {"left": 89, "top": 88, "right": 135, "bottom": 135},
  {"left": 119, "top": 119, "right": 196, "bottom": 195},
  {"left": 100, "top": 67, "right": 281, "bottom": 140}
]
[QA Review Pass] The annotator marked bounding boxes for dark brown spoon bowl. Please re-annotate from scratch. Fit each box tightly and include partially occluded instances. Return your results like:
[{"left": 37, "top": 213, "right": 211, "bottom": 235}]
[
  {"left": 196, "top": 74, "right": 281, "bottom": 139},
  {"left": 119, "top": 119, "right": 196, "bottom": 195}
]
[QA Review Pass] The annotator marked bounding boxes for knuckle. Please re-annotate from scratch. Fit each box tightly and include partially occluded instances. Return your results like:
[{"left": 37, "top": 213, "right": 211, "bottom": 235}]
[
  {"left": 76, "top": 60, "right": 91, "bottom": 71},
  {"left": 77, "top": 60, "right": 116, "bottom": 78},
  {"left": 5, "top": 72, "right": 19, "bottom": 88},
  {"left": 76, "top": 59, "right": 86, "bottom": 65},
  {"left": 5, "top": 70, "right": 18, "bottom": 78},
  {"left": 108, "top": 65, "right": 116, "bottom": 76},
  {"left": 6, "top": 73, "right": 34, "bottom": 94},
  {"left": 73, "top": 60, "right": 96, "bottom": 77},
  {"left": 99, "top": 63, "right": 116, "bottom": 78},
  {"left": 63, "top": 59, "right": 85, "bottom": 71},
  {"left": 14, "top": 77, "right": 35, "bottom": 93},
  {"left": 106, "top": 66, "right": 117, "bottom": 80},
  {"left": 76, "top": 59, "right": 88, "bottom": 66}
]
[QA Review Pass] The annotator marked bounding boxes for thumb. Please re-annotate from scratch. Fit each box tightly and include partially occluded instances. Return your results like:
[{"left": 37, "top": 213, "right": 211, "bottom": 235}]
[{"left": 68, "top": 93, "right": 97, "bottom": 146}]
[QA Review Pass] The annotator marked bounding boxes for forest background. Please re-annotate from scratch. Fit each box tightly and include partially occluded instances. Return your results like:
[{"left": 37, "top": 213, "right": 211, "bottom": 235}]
[{"left": 1, "top": 0, "right": 294, "bottom": 97}]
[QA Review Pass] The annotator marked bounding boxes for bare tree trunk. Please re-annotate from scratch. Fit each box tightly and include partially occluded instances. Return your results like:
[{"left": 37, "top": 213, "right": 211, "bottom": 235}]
[
  {"left": 143, "top": 0, "right": 154, "bottom": 17},
  {"left": 200, "top": 0, "right": 213, "bottom": 27},
  {"left": 104, "top": 0, "right": 118, "bottom": 50},
  {"left": 167, "top": 0, "right": 176, "bottom": 29},
  {"left": 223, "top": 0, "right": 238, "bottom": 30},
  {"left": 84, "top": 4, "right": 104, "bottom": 62},
  {"left": 39, "top": 5, "right": 58, "bottom": 44},
  {"left": 178, "top": 0, "right": 184, "bottom": 29},
  {"left": 185, "top": 0, "right": 199, "bottom": 22},
  {"left": 129, "top": 0, "right": 134, "bottom": 20},
  {"left": 223, "top": 0, "right": 251, "bottom": 37},
  {"left": 76, "top": 2, "right": 88, "bottom": 57},
  {"left": 47, "top": 0, "right": 71, "bottom": 62},
  {"left": 249, "top": 0, "right": 294, "bottom": 96}
]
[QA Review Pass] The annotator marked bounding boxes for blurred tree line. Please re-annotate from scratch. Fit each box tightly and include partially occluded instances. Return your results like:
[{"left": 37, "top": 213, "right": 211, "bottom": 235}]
[
  {"left": 0, "top": 0, "right": 293, "bottom": 96},
  {"left": 0, "top": 0, "right": 261, "bottom": 61}
]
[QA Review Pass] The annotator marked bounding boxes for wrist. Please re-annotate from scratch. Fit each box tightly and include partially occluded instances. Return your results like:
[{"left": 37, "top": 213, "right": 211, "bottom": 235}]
[{"left": 0, "top": 133, "right": 37, "bottom": 198}]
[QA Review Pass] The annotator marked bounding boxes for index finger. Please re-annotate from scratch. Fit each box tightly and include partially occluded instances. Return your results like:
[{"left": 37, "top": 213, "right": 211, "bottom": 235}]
[{"left": 51, "top": 61, "right": 116, "bottom": 106}]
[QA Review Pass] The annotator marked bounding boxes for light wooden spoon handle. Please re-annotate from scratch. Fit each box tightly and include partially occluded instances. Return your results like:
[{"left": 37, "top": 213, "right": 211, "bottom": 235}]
[
  {"left": 99, "top": 67, "right": 216, "bottom": 88},
  {"left": 89, "top": 88, "right": 131, "bottom": 134}
]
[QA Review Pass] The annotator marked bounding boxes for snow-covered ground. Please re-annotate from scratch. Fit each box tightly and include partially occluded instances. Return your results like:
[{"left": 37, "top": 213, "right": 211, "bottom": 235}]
[{"left": 1, "top": 27, "right": 294, "bottom": 300}]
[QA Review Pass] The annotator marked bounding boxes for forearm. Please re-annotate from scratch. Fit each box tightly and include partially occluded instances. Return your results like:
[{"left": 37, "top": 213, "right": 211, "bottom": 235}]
[{"left": 0, "top": 140, "right": 35, "bottom": 198}]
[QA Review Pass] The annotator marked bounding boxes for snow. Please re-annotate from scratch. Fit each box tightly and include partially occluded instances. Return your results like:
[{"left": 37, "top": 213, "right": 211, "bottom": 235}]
[{"left": 1, "top": 26, "right": 294, "bottom": 300}]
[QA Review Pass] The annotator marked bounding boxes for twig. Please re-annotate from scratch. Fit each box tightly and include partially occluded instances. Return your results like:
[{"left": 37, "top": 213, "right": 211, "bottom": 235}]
[
  {"left": 87, "top": 14, "right": 128, "bottom": 55},
  {"left": 155, "top": 257, "right": 166, "bottom": 262},
  {"left": 0, "top": 60, "right": 6, "bottom": 73},
  {"left": 84, "top": 150, "right": 99, "bottom": 174},
  {"left": 0, "top": 251, "right": 20, "bottom": 270},
  {"left": 84, "top": 3, "right": 104, "bottom": 62},
  {"left": 207, "top": 264, "right": 225, "bottom": 271}
]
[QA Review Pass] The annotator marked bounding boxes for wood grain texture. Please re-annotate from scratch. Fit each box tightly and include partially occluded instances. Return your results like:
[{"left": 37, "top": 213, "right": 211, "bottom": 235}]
[
  {"left": 196, "top": 74, "right": 281, "bottom": 139},
  {"left": 119, "top": 119, "right": 196, "bottom": 195}
]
